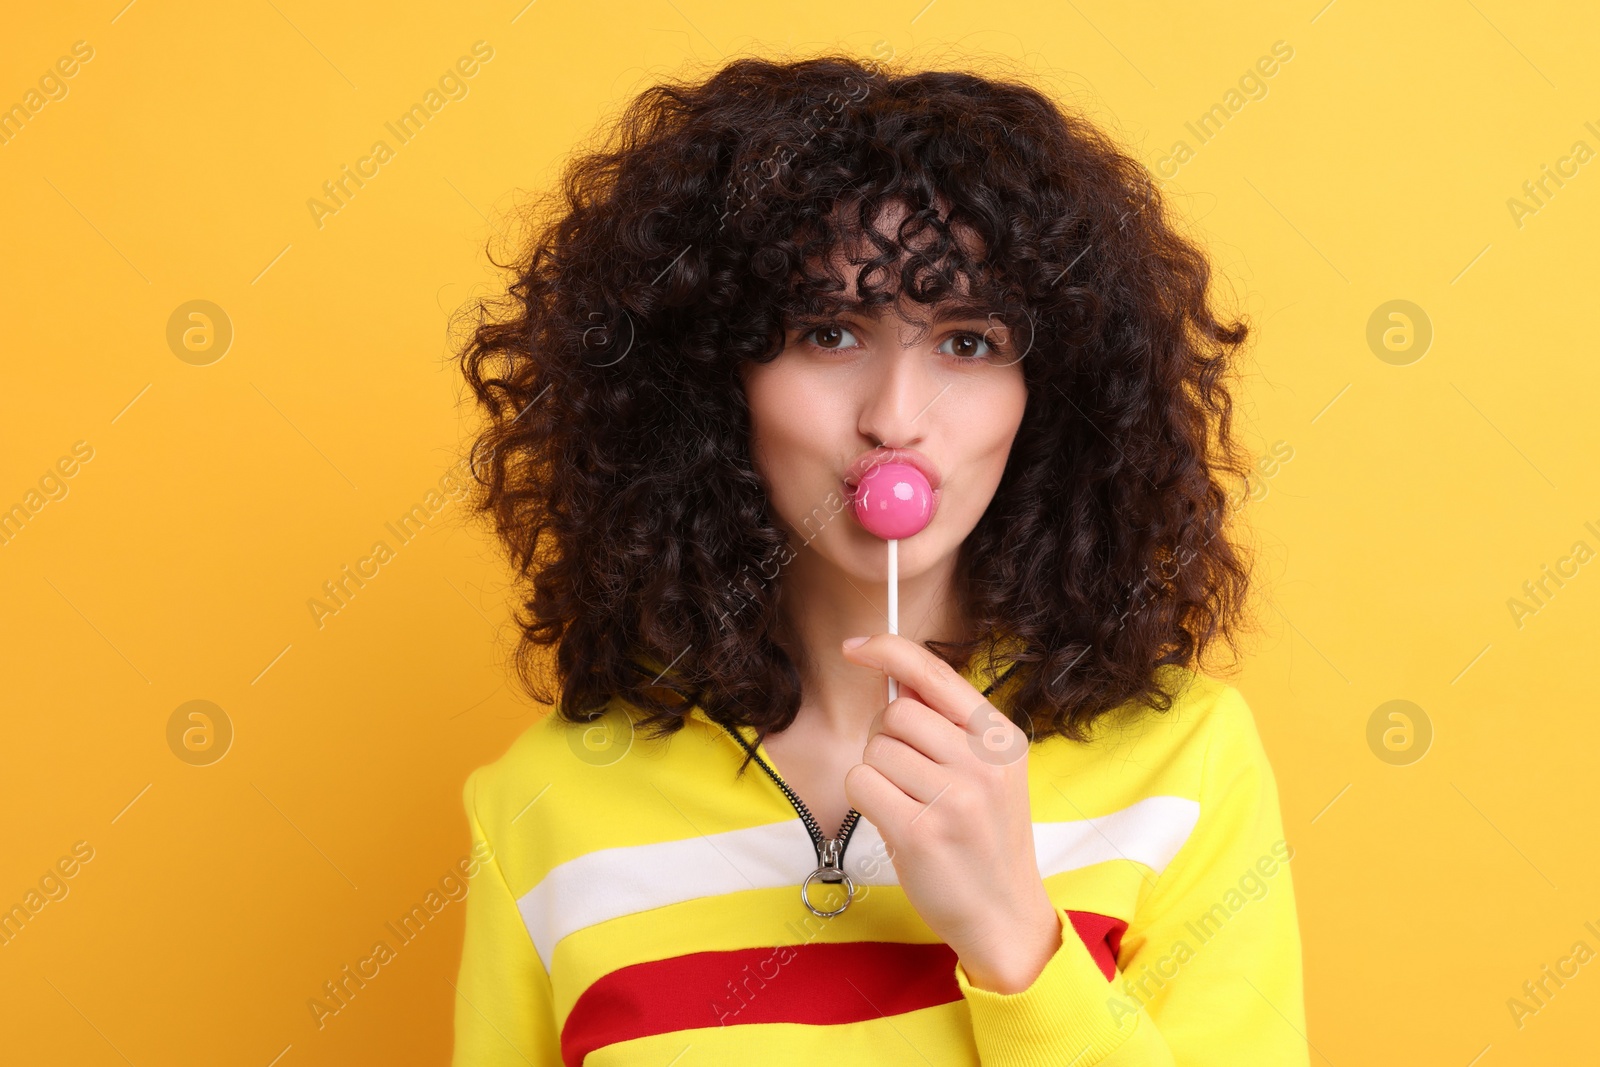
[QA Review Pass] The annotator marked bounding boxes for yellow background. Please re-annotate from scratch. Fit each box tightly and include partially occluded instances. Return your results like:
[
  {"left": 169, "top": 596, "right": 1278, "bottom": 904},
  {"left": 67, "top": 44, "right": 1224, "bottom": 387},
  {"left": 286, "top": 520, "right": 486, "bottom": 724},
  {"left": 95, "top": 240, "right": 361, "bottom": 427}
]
[{"left": 3, "top": 1, "right": 1597, "bottom": 1063}]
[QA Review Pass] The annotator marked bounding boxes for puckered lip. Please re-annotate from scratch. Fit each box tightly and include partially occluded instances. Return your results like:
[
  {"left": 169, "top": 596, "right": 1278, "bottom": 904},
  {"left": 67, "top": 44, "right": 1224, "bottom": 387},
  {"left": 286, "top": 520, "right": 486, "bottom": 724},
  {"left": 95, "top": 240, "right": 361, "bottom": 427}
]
[{"left": 841, "top": 447, "right": 943, "bottom": 494}]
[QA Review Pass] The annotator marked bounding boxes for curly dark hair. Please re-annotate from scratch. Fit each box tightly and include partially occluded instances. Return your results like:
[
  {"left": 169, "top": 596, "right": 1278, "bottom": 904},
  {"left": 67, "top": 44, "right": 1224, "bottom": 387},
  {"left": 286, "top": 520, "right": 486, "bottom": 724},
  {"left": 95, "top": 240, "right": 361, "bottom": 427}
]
[{"left": 454, "top": 51, "right": 1260, "bottom": 766}]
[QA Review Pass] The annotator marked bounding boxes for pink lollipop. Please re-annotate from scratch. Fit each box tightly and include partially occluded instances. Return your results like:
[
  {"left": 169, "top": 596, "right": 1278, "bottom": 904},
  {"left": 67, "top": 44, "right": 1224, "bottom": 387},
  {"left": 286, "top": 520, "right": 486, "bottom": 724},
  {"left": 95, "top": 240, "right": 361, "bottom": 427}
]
[
  {"left": 850, "top": 461, "right": 936, "bottom": 702},
  {"left": 851, "top": 462, "right": 935, "bottom": 539}
]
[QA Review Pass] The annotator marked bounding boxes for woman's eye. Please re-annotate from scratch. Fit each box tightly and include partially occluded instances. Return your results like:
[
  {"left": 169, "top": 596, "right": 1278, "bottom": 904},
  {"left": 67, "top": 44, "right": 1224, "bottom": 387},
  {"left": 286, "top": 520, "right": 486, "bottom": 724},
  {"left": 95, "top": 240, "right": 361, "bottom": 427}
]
[
  {"left": 802, "top": 323, "right": 860, "bottom": 350},
  {"left": 939, "top": 331, "right": 995, "bottom": 361},
  {"left": 797, "top": 323, "right": 999, "bottom": 360}
]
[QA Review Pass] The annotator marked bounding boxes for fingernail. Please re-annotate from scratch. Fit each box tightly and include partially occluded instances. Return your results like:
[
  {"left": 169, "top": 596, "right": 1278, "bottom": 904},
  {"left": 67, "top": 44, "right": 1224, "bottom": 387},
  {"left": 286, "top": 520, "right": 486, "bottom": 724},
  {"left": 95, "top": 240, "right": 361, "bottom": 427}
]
[{"left": 842, "top": 635, "right": 869, "bottom": 650}]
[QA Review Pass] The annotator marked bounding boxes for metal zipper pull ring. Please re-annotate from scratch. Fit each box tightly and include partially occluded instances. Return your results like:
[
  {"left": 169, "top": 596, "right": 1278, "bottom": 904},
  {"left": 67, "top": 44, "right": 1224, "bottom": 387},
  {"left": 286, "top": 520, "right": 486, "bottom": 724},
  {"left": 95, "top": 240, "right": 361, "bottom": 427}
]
[{"left": 801, "top": 837, "right": 855, "bottom": 917}]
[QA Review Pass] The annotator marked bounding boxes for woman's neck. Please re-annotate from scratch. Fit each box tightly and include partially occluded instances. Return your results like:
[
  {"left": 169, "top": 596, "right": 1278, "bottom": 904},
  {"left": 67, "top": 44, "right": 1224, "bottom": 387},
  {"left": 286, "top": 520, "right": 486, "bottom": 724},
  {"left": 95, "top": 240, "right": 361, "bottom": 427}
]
[{"left": 773, "top": 542, "right": 969, "bottom": 742}]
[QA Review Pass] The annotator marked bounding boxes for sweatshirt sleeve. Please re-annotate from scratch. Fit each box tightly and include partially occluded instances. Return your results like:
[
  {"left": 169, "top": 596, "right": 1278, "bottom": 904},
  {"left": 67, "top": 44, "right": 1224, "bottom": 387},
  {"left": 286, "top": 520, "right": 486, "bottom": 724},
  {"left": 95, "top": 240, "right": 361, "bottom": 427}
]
[
  {"left": 952, "top": 684, "right": 1309, "bottom": 1066},
  {"left": 451, "top": 768, "right": 564, "bottom": 1067}
]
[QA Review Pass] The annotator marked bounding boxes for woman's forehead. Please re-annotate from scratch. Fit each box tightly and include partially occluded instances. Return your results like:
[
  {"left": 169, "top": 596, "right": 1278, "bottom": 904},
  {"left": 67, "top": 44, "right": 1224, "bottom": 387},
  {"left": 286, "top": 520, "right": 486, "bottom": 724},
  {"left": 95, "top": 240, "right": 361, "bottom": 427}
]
[
  {"left": 792, "top": 248, "right": 1004, "bottom": 323},
  {"left": 818, "top": 193, "right": 990, "bottom": 260}
]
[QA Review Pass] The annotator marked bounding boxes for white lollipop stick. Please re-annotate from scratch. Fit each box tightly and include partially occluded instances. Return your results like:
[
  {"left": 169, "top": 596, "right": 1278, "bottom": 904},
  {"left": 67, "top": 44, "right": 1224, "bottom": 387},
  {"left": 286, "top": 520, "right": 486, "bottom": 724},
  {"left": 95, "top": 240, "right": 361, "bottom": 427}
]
[
  {"left": 849, "top": 460, "right": 933, "bottom": 708},
  {"left": 887, "top": 538, "right": 899, "bottom": 703}
]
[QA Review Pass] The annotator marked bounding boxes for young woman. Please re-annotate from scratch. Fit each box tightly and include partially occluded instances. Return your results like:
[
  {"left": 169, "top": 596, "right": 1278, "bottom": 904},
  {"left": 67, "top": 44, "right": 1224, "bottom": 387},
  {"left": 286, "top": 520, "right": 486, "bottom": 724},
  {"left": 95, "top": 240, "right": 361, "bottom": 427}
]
[{"left": 450, "top": 53, "right": 1307, "bottom": 1066}]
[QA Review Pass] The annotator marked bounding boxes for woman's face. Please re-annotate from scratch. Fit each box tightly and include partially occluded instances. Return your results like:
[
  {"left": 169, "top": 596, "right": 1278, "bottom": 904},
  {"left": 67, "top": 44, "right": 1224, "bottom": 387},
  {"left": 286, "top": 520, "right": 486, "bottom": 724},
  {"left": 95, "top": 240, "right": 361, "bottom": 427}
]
[{"left": 739, "top": 208, "right": 1029, "bottom": 590}]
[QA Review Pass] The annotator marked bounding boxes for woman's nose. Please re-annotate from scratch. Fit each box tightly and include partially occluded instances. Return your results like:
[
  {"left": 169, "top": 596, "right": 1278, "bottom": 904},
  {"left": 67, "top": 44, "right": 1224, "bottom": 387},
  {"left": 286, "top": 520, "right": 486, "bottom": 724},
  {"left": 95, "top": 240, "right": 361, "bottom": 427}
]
[{"left": 856, "top": 345, "right": 943, "bottom": 446}]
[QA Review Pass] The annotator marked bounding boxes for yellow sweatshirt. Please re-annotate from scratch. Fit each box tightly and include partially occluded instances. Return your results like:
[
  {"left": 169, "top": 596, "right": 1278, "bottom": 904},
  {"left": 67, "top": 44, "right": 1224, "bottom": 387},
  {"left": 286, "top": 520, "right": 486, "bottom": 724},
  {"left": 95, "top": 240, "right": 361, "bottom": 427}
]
[{"left": 450, "top": 645, "right": 1309, "bottom": 1066}]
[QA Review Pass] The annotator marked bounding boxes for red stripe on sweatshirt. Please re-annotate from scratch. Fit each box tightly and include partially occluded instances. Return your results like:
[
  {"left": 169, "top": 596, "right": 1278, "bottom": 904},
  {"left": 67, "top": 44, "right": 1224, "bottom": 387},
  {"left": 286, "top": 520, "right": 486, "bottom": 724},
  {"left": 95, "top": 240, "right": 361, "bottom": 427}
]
[{"left": 559, "top": 911, "right": 1127, "bottom": 1066}]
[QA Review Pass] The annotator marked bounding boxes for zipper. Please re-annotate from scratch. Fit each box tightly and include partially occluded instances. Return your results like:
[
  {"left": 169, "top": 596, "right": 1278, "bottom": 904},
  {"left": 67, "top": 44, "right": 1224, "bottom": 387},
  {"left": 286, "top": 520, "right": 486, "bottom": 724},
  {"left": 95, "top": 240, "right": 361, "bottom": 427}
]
[
  {"left": 712, "top": 658, "right": 1020, "bottom": 919},
  {"left": 718, "top": 720, "right": 862, "bottom": 917}
]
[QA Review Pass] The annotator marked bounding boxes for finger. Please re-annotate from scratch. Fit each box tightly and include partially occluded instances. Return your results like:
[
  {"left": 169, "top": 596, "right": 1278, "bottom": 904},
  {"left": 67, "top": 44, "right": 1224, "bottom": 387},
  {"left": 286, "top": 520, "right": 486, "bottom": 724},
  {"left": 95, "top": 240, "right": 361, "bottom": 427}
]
[
  {"left": 861, "top": 731, "right": 953, "bottom": 806},
  {"left": 844, "top": 762, "right": 918, "bottom": 836},
  {"left": 870, "top": 696, "right": 966, "bottom": 766},
  {"left": 842, "top": 633, "right": 981, "bottom": 731}
]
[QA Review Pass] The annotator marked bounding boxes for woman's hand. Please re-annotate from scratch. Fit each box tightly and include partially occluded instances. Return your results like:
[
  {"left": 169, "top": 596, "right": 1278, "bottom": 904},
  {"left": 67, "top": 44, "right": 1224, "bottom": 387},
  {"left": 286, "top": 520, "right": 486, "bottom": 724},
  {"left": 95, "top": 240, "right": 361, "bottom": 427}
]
[{"left": 840, "top": 633, "right": 1063, "bottom": 993}]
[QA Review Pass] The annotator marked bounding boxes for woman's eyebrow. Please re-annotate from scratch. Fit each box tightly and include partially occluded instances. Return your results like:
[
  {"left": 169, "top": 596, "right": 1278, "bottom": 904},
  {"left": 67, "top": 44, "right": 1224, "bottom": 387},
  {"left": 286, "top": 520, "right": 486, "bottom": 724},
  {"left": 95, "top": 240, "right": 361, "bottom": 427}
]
[
  {"left": 802, "top": 295, "right": 1002, "bottom": 322},
  {"left": 926, "top": 296, "right": 1004, "bottom": 322}
]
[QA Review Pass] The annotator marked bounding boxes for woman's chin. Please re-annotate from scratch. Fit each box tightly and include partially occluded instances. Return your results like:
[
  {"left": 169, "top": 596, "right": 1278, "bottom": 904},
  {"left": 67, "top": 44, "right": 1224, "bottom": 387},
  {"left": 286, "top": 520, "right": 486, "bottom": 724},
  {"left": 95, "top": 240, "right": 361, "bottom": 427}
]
[{"left": 842, "top": 536, "right": 950, "bottom": 584}]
